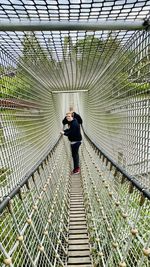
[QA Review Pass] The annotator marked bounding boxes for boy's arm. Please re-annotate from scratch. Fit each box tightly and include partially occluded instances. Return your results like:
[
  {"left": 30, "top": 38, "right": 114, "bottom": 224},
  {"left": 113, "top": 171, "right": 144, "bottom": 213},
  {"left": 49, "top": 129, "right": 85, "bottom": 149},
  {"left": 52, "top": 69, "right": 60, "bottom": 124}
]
[
  {"left": 62, "top": 117, "right": 68, "bottom": 125},
  {"left": 60, "top": 128, "right": 71, "bottom": 136},
  {"left": 63, "top": 128, "right": 71, "bottom": 136}
]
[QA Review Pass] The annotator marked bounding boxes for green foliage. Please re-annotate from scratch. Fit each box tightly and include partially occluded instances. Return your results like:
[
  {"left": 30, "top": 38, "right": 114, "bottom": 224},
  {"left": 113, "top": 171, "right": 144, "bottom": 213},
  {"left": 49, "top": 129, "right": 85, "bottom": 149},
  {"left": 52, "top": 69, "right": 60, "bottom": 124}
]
[
  {"left": 63, "top": 36, "right": 74, "bottom": 57},
  {"left": 19, "top": 32, "right": 51, "bottom": 69},
  {"left": 73, "top": 35, "right": 104, "bottom": 64},
  {"left": 127, "top": 81, "right": 150, "bottom": 95},
  {"left": 0, "top": 167, "right": 11, "bottom": 183},
  {"left": 0, "top": 75, "right": 33, "bottom": 99},
  {"left": 72, "top": 34, "right": 149, "bottom": 97},
  {"left": 21, "top": 33, "right": 44, "bottom": 65},
  {"left": 0, "top": 64, "right": 4, "bottom": 74},
  {"left": 1, "top": 33, "right": 148, "bottom": 101}
]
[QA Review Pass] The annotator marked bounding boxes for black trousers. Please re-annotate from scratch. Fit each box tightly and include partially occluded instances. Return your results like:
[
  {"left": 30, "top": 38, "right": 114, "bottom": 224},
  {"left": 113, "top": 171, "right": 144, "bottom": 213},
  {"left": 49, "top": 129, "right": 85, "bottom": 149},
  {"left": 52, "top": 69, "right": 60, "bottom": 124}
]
[{"left": 71, "top": 141, "right": 81, "bottom": 170}]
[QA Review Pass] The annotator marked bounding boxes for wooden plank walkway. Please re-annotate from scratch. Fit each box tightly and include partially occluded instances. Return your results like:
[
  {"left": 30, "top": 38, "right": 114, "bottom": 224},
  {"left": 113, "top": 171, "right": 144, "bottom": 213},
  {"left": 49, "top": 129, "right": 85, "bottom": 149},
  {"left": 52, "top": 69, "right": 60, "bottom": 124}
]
[{"left": 67, "top": 174, "right": 92, "bottom": 267}]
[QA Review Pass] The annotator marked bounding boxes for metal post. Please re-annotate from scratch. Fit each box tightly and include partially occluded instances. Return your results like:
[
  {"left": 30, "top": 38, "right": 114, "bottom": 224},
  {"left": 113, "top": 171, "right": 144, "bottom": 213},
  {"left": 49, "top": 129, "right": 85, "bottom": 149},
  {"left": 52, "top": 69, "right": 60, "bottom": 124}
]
[
  {"left": 52, "top": 90, "right": 88, "bottom": 93},
  {"left": 0, "top": 20, "right": 149, "bottom": 31}
]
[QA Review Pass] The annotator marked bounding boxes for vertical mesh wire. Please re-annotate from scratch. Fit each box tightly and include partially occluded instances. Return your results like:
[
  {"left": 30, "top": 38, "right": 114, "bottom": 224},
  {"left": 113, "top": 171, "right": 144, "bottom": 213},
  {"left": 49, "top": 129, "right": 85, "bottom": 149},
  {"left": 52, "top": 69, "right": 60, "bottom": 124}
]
[
  {"left": 78, "top": 29, "right": 150, "bottom": 190},
  {"left": 0, "top": 48, "right": 61, "bottom": 198}
]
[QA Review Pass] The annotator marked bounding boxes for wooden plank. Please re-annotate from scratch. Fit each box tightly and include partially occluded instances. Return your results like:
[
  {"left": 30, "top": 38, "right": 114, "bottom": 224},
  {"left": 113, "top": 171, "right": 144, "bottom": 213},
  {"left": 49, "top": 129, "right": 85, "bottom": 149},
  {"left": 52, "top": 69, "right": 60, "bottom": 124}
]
[
  {"left": 67, "top": 265, "right": 92, "bottom": 267},
  {"left": 70, "top": 218, "right": 86, "bottom": 222},
  {"left": 70, "top": 202, "right": 84, "bottom": 205},
  {"left": 70, "top": 203, "right": 84, "bottom": 206},
  {"left": 70, "top": 203, "right": 84, "bottom": 205},
  {"left": 70, "top": 214, "right": 85, "bottom": 218},
  {"left": 69, "top": 229, "right": 88, "bottom": 234},
  {"left": 70, "top": 208, "right": 85, "bottom": 211},
  {"left": 70, "top": 196, "right": 83, "bottom": 198},
  {"left": 68, "top": 175, "right": 91, "bottom": 266},
  {"left": 70, "top": 196, "right": 83, "bottom": 199},
  {"left": 69, "top": 239, "right": 89, "bottom": 245},
  {"left": 70, "top": 209, "right": 85, "bottom": 211},
  {"left": 68, "top": 244, "right": 90, "bottom": 251},
  {"left": 70, "top": 217, "right": 86, "bottom": 220},
  {"left": 69, "top": 234, "right": 88, "bottom": 239},
  {"left": 70, "top": 205, "right": 84, "bottom": 208},
  {"left": 70, "top": 221, "right": 86, "bottom": 226},
  {"left": 70, "top": 206, "right": 84, "bottom": 209},
  {"left": 68, "top": 256, "right": 91, "bottom": 264},
  {"left": 71, "top": 187, "right": 82, "bottom": 189},
  {"left": 69, "top": 227, "right": 87, "bottom": 231},
  {"left": 70, "top": 199, "right": 83, "bottom": 201},
  {"left": 70, "top": 211, "right": 85, "bottom": 214},
  {"left": 70, "top": 202, "right": 83, "bottom": 205},
  {"left": 68, "top": 250, "right": 90, "bottom": 257}
]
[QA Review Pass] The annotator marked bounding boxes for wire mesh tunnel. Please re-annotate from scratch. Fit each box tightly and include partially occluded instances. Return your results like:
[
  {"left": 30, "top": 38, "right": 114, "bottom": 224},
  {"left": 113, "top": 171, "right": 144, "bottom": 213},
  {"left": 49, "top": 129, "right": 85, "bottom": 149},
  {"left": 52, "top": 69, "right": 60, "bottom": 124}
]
[{"left": 0, "top": 1, "right": 150, "bottom": 267}]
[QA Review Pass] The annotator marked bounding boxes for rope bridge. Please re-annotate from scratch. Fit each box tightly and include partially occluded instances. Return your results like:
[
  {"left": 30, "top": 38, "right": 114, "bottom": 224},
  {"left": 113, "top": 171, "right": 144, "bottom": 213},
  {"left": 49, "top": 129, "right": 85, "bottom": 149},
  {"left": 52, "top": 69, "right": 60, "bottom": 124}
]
[{"left": 0, "top": 0, "right": 150, "bottom": 266}]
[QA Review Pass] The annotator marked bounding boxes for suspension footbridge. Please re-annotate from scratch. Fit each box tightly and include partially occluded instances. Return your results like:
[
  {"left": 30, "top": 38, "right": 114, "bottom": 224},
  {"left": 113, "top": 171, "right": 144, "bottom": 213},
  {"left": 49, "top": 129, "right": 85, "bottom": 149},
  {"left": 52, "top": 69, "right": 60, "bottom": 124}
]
[{"left": 0, "top": 1, "right": 150, "bottom": 266}]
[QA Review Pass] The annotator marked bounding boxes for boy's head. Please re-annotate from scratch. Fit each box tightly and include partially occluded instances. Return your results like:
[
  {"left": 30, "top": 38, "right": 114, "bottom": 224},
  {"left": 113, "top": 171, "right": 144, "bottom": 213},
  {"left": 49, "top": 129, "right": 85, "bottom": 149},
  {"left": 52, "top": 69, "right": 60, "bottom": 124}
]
[{"left": 66, "top": 112, "right": 73, "bottom": 122}]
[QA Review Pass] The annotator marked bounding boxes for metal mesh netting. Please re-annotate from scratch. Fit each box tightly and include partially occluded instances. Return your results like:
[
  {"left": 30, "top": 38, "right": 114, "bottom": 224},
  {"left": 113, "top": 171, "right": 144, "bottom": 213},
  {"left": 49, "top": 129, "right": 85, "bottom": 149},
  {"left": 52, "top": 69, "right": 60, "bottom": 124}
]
[
  {"left": 81, "top": 138, "right": 150, "bottom": 267},
  {"left": 0, "top": 139, "right": 71, "bottom": 267},
  {"left": 0, "top": 1, "right": 150, "bottom": 267},
  {"left": 0, "top": 1, "right": 150, "bottom": 196},
  {"left": 0, "top": 0, "right": 150, "bottom": 21},
  {"left": 78, "top": 29, "right": 150, "bottom": 190}
]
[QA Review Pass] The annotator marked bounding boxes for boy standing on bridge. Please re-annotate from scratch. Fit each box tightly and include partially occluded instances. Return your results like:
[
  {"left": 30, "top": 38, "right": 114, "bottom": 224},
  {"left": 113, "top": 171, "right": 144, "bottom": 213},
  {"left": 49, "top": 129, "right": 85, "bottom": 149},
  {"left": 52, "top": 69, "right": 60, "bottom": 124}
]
[{"left": 60, "top": 112, "right": 82, "bottom": 174}]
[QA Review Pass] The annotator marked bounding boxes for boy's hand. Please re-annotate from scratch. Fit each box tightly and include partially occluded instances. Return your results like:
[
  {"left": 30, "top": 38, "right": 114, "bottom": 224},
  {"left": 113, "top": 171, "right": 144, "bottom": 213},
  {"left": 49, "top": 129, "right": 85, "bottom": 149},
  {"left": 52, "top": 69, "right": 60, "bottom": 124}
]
[{"left": 60, "top": 131, "right": 64, "bottom": 135}]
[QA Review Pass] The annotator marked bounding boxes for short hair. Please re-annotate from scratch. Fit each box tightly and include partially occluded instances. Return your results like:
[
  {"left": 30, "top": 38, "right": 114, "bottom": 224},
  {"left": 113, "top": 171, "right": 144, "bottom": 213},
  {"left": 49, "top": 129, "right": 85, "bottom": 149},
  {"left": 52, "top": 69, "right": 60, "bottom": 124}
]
[{"left": 66, "top": 112, "right": 73, "bottom": 117}]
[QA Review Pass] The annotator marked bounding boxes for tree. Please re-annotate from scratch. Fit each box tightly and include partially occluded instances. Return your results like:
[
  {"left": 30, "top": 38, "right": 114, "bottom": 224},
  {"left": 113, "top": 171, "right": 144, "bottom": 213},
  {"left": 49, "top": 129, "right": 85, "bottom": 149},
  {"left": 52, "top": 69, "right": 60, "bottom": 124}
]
[
  {"left": 19, "top": 32, "right": 49, "bottom": 67},
  {"left": 73, "top": 35, "right": 104, "bottom": 65}
]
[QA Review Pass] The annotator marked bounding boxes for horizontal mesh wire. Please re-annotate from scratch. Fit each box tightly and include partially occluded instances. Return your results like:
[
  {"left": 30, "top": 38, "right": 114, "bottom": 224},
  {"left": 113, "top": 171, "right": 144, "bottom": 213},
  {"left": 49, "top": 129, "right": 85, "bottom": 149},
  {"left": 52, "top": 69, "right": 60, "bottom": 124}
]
[
  {"left": 1, "top": 28, "right": 149, "bottom": 192},
  {"left": 0, "top": 139, "right": 70, "bottom": 267},
  {"left": 81, "top": 137, "right": 150, "bottom": 267},
  {"left": 78, "top": 28, "right": 150, "bottom": 190},
  {"left": 0, "top": 37, "right": 68, "bottom": 199},
  {"left": 0, "top": 0, "right": 150, "bottom": 22}
]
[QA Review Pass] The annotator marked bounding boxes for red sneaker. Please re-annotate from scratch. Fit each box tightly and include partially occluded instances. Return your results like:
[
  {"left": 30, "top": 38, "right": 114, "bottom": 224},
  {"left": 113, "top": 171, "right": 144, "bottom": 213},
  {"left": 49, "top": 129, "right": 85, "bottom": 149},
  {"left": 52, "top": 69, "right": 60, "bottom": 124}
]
[{"left": 73, "top": 167, "right": 80, "bottom": 175}]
